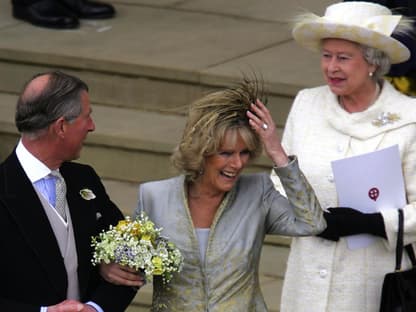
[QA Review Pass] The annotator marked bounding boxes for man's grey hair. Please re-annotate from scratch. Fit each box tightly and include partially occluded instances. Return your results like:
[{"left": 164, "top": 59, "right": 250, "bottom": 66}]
[{"left": 15, "top": 71, "right": 89, "bottom": 138}]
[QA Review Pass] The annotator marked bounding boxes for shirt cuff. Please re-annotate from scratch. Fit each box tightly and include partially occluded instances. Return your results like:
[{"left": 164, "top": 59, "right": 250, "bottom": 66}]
[
  {"left": 86, "top": 301, "right": 102, "bottom": 312},
  {"left": 41, "top": 302, "right": 102, "bottom": 312}
]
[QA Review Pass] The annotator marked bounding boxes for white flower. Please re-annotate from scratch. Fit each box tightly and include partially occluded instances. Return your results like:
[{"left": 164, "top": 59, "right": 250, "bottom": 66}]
[{"left": 80, "top": 188, "right": 96, "bottom": 200}]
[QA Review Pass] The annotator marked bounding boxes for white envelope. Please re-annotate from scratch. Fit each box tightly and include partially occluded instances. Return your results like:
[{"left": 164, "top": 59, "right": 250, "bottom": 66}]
[{"left": 331, "top": 145, "right": 406, "bottom": 249}]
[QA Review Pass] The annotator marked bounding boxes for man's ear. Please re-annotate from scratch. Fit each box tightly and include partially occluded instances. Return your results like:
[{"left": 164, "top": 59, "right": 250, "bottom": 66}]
[{"left": 51, "top": 117, "right": 66, "bottom": 138}]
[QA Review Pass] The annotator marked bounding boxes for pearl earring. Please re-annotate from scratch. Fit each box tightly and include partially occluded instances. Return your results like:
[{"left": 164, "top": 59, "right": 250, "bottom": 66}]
[{"left": 369, "top": 72, "right": 374, "bottom": 77}]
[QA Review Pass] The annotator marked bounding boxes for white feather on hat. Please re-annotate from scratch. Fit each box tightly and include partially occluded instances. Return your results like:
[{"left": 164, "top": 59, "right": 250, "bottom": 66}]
[{"left": 292, "top": 1, "right": 413, "bottom": 64}]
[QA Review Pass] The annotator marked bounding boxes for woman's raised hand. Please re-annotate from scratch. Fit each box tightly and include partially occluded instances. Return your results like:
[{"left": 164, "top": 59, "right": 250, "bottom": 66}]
[{"left": 247, "top": 99, "right": 288, "bottom": 167}]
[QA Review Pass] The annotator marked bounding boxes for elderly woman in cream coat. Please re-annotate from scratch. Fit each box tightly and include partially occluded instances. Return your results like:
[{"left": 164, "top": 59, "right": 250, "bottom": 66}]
[{"left": 272, "top": 2, "right": 416, "bottom": 312}]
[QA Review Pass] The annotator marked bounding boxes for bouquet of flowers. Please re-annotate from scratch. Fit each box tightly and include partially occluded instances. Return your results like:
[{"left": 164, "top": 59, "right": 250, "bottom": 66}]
[{"left": 91, "top": 212, "right": 183, "bottom": 284}]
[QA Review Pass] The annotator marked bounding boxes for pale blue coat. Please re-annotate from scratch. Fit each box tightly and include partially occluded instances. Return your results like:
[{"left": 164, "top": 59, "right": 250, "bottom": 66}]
[{"left": 136, "top": 158, "right": 325, "bottom": 311}]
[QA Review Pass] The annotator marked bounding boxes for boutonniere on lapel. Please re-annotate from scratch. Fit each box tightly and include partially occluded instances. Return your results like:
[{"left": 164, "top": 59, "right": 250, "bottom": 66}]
[
  {"left": 80, "top": 188, "right": 96, "bottom": 200},
  {"left": 372, "top": 112, "right": 400, "bottom": 127}
]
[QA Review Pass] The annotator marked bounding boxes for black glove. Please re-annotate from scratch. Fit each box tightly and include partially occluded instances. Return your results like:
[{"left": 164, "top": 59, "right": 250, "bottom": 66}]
[{"left": 317, "top": 207, "right": 386, "bottom": 241}]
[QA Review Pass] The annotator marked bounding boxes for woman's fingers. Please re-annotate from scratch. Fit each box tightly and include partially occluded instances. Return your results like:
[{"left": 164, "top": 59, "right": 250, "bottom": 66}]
[
  {"left": 247, "top": 102, "right": 275, "bottom": 135},
  {"left": 246, "top": 99, "right": 289, "bottom": 167}
]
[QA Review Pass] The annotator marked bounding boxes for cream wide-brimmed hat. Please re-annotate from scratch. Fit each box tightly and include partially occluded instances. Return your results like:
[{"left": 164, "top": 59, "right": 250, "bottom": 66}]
[{"left": 292, "top": 1, "right": 412, "bottom": 64}]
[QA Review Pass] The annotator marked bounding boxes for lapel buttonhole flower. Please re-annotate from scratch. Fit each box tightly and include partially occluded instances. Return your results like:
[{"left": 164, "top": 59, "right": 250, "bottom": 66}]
[
  {"left": 80, "top": 188, "right": 96, "bottom": 200},
  {"left": 96, "top": 212, "right": 102, "bottom": 220}
]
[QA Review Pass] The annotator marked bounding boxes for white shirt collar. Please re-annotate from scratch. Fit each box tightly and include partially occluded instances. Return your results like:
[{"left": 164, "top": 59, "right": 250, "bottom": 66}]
[{"left": 16, "top": 139, "right": 52, "bottom": 183}]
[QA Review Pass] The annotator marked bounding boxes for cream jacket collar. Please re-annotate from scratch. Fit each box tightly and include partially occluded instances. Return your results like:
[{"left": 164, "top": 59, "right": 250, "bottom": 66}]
[{"left": 324, "top": 80, "right": 416, "bottom": 140}]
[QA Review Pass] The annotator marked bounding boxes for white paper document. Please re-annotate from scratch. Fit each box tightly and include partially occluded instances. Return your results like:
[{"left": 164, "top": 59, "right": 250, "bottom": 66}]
[{"left": 331, "top": 145, "right": 406, "bottom": 249}]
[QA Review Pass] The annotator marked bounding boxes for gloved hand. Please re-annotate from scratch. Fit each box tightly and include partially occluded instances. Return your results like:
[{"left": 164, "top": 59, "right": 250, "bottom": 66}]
[{"left": 317, "top": 207, "right": 386, "bottom": 241}]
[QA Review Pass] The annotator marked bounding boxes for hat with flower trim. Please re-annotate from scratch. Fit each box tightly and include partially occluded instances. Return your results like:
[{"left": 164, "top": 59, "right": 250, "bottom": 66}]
[{"left": 292, "top": 1, "right": 413, "bottom": 64}]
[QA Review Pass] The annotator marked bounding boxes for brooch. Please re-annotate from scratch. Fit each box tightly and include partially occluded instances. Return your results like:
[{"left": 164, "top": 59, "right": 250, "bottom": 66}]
[
  {"left": 372, "top": 112, "right": 400, "bottom": 127},
  {"left": 80, "top": 188, "right": 96, "bottom": 200}
]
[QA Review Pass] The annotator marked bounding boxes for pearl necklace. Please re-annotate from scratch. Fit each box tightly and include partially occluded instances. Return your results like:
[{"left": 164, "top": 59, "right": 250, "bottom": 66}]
[{"left": 339, "top": 83, "right": 380, "bottom": 112}]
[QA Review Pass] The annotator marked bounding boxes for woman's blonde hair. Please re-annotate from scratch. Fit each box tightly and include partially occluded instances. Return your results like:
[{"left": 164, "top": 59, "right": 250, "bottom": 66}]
[{"left": 171, "top": 78, "right": 266, "bottom": 181}]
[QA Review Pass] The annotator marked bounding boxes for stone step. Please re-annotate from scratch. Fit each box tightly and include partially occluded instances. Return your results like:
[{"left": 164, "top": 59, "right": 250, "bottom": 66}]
[
  {"left": 0, "top": 59, "right": 294, "bottom": 128},
  {"left": 0, "top": 1, "right": 329, "bottom": 123},
  {"left": 0, "top": 92, "right": 274, "bottom": 182},
  {"left": 0, "top": 0, "right": 333, "bottom": 182}
]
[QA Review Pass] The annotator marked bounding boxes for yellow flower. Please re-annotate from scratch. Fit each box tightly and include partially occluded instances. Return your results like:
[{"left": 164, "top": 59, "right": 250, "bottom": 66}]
[
  {"left": 152, "top": 256, "right": 164, "bottom": 275},
  {"left": 130, "top": 223, "right": 142, "bottom": 237},
  {"left": 392, "top": 77, "right": 410, "bottom": 94},
  {"left": 142, "top": 234, "right": 151, "bottom": 241},
  {"left": 116, "top": 220, "right": 129, "bottom": 232},
  {"left": 386, "top": 76, "right": 416, "bottom": 96},
  {"left": 143, "top": 220, "right": 155, "bottom": 232}
]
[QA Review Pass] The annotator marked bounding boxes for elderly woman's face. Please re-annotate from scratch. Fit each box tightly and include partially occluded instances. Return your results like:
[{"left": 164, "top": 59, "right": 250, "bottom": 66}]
[
  {"left": 320, "top": 38, "right": 376, "bottom": 97},
  {"left": 200, "top": 130, "right": 250, "bottom": 194}
]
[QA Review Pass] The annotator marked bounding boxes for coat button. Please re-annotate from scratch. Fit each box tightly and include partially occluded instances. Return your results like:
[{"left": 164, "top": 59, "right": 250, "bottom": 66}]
[{"left": 319, "top": 269, "right": 327, "bottom": 278}]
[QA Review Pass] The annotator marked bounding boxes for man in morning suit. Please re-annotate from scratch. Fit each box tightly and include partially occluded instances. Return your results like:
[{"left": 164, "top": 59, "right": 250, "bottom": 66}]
[{"left": 0, "top": 71, "right": 144, "bottom": 311}]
